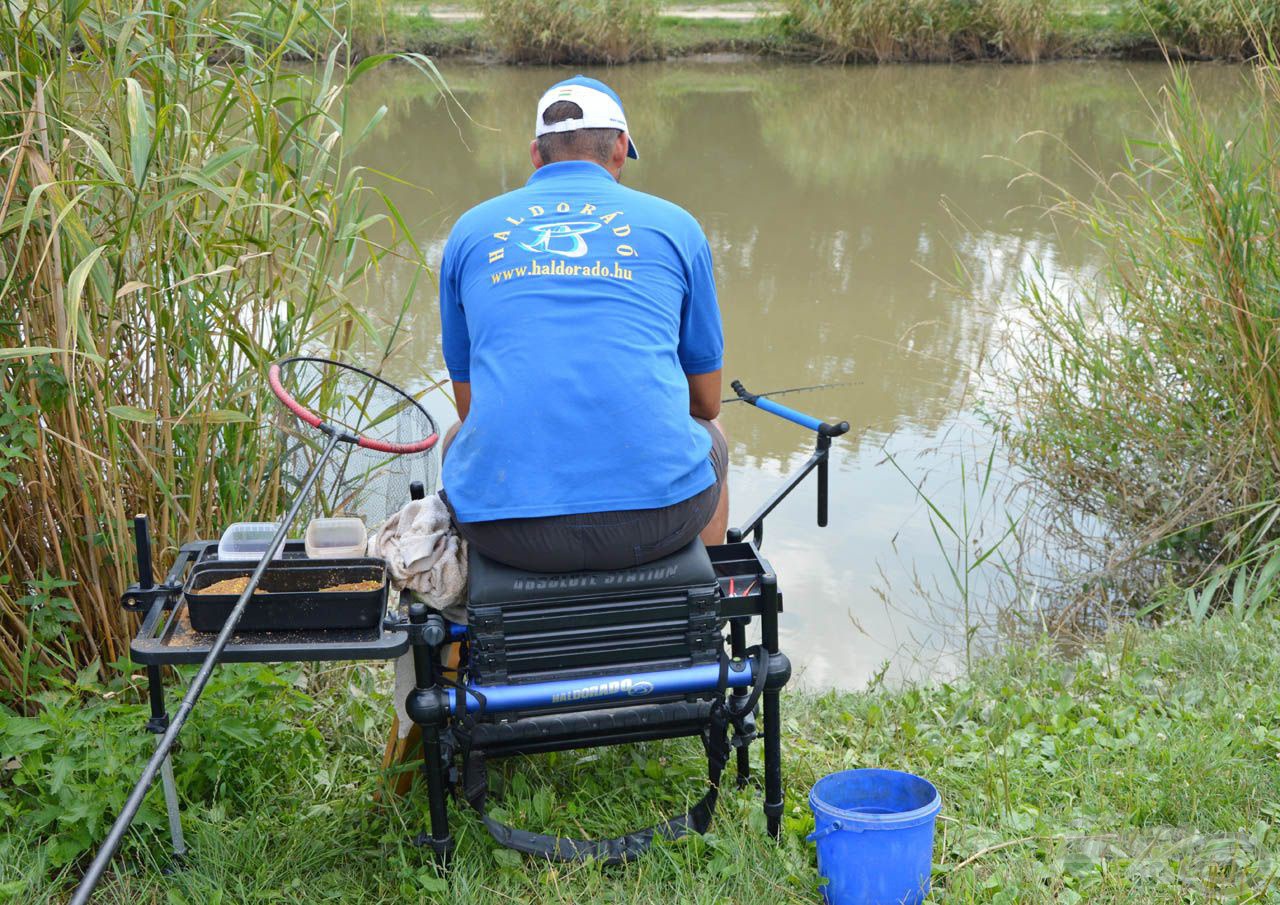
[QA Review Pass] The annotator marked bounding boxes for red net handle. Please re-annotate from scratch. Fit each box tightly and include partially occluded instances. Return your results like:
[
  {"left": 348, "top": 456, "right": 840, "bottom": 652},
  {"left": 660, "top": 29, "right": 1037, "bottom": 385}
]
[{"left": 268, "top": 363, "right": 438, "bottom": 455}]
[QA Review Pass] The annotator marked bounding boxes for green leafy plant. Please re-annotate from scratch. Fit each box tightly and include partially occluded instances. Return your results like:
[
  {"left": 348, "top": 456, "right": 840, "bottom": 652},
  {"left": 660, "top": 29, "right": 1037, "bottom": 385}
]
[
  {"left": 889, "top": 445, "right": 1025, "bottom": 669},
  {"left": 0, "top": 661, "right": 320, "bottom": 866},
  {"left": 996, "top": 59, "right": 1280, "bottom": 615}
]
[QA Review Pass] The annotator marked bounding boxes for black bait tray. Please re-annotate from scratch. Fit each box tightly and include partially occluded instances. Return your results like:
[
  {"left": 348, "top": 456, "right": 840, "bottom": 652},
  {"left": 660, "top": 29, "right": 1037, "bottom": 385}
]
[
  {"left": 183, "top": 558, "right": 389, "bottom": 633},
  {"left": 707, "top": 542, "right": 782, "bottom": 620}
]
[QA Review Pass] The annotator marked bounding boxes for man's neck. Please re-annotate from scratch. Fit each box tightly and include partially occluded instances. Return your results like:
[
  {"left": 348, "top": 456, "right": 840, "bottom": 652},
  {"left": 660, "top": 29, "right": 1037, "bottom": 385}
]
[{"left": 539, "top": 156, "right": 622, "bottom": 180}]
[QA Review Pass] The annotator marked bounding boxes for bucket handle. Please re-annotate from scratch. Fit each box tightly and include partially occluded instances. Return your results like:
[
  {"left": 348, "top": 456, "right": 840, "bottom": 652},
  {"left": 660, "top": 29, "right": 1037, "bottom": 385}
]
[{"left": 805, "top": 820, "right": 851, "bottom": 842}]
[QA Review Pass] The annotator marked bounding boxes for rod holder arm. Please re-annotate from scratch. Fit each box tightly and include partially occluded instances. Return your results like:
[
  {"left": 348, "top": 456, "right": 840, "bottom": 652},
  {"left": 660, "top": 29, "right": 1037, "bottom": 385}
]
[
  {"left": 726, "top": 380, "right": 848, "bottom": 546},
  {"left": 731, "top": 380, "right": 849, "bottom": 438}
]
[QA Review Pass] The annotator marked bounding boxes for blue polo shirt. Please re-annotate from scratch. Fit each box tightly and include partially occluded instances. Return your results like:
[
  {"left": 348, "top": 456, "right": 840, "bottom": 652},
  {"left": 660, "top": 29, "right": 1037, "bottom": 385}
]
[{"left": 439, "top": 160, "right": 723, "bottom": 522}]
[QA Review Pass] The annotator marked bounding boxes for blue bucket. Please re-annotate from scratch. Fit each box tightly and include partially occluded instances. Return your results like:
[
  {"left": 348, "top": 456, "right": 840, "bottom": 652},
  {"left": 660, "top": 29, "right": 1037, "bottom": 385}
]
[{"left": 807, "top": 768, "right": 941, "bottom": 905}]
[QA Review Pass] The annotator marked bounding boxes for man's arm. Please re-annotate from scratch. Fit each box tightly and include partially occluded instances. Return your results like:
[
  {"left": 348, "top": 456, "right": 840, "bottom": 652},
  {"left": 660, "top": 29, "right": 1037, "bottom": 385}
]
[
  {"left": 687, "top": 369, "right": 721, "bottom": 422},
  {"left": 439, "top": 227, "right": 472, "bottom": 424},
  {"left": 677, "top": 228, "right": 724, "bottom": 422},
  {"left": 453, "top": 380, "right": 471, "bottom": 421}
]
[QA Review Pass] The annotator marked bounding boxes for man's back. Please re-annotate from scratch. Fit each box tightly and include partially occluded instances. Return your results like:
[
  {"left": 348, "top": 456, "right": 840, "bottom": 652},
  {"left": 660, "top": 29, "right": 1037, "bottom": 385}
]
[{"left": 440, "top": 159, "right": 723, "bottom": 523}]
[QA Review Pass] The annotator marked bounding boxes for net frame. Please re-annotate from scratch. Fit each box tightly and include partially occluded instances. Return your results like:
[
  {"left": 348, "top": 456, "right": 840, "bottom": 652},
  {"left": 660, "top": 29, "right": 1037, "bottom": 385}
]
[
  {"left": 269, "top": 356, "right": 443, "bottom": 525},
  {"left": 269, "top": 356, "right": 439, "bottom": 454}
]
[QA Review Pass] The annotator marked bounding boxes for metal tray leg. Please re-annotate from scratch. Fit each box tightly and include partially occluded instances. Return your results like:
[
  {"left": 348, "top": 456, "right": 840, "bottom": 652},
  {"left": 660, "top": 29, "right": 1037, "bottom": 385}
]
[
  {"left": 146, "top": 666, "right": 187, "bottom": 867},
  {"left": 159, "top": 750, "right": 187, "bottom": 862}
]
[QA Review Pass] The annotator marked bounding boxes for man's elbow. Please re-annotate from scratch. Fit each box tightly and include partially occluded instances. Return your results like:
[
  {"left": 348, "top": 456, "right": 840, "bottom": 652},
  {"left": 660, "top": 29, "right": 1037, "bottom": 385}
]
[
  {"left": 686, "top": 368, "right": 723, "bottom": 422},
  {"left": 691, "top": 398, "right": 721, "bottom": 421}
]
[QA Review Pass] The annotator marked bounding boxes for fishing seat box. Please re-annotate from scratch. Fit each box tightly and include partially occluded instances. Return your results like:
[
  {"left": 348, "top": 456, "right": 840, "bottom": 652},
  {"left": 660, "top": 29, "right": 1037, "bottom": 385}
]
[
  {"left": 466, "top": 540, "right": 722, "bottom": 689},
  {"left": 464, "top": 540, "right": 725, "bottom": 754}
]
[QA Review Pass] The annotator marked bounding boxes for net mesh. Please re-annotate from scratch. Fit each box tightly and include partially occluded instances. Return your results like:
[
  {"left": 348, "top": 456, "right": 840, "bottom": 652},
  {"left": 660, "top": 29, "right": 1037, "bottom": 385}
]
[{"left": 273, "top": 358, "right": 440, "bottom": 528}]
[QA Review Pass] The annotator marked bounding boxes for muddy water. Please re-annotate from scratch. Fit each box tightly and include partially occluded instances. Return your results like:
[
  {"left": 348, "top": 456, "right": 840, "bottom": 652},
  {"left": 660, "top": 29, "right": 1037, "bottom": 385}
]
[{"left": 349, "top": 62, "right": 1253, "bottom": 689}]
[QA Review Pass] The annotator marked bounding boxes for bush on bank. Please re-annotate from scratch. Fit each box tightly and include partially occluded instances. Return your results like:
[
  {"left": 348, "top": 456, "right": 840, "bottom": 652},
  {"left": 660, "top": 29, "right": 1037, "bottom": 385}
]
[
  {"left": 997, "top": 59, "right": 1280, "bottom": 610},
  {"left": 1137, "top": 0, "right": 1280, "bottom": 60},
  {"left": 477, "top": 0, "right": 661, "bottom": 64},
  {"left": 782, "top": 0, "right": 1052, "bottom": 63}
]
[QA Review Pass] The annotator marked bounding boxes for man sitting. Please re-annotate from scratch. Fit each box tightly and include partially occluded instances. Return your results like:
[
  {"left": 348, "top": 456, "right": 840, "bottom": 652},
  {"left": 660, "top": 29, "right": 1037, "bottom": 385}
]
[{"left": 437, "top": 75, "right": 727, "bottom": 573}]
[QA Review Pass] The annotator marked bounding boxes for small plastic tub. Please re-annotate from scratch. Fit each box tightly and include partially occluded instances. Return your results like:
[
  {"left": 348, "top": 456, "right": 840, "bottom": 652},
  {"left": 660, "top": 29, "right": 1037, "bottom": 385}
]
[
  {"left": 305, "top": 517, "right": 367, "bottom": 559},
  {"left": 217, "top": 522, "right": 284, "bottom": 562}
]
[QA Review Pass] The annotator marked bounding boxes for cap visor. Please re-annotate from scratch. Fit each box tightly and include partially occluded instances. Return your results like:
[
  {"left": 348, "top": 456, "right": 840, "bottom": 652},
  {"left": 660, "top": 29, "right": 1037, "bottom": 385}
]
[{"left": 627, "top": 136, "right": 639, "bottom": 160}]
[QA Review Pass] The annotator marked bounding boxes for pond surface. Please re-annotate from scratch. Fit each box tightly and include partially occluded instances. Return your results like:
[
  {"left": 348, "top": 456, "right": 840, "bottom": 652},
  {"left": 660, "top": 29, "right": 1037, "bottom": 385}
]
[{"left": 350, "top": 61, "right": 1254, "bottom": 689}]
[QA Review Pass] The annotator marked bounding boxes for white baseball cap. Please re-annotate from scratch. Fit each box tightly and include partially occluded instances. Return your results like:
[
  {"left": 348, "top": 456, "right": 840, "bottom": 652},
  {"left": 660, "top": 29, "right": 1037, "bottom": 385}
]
[{"left": 534, "top": 75, "right": 638, "bottom": 160}]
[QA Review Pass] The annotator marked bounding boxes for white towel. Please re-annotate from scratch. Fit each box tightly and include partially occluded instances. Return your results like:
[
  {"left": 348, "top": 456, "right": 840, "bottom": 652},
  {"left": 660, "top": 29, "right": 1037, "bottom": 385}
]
[
  {"left": 369, "top": 492, "right": 468, "bottom": 623},
  {"left": 371, "top": 492, "right": 469, "bottom": 740}
]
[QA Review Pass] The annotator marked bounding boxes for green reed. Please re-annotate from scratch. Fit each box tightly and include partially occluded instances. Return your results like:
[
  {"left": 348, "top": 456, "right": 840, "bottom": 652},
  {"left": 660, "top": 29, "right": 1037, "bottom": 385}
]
[
  {"left": 477, "top": 0, "right": 661, "bottom": 64},
  {"left": 996, "top": 59, "right": 1280, "bottom": 613},
  {"left": 0, "top": 1, "right": 434, "bottom": 705}
]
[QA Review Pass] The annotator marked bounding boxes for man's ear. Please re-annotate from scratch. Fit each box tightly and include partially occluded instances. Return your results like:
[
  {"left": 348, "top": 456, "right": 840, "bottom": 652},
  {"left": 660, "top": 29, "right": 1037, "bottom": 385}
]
[
  {"left": 612, "top": 132, "right": 629, "bottom": 170},
  {"left": 530, "top": 138, "right": 544, "bottom": 170}
]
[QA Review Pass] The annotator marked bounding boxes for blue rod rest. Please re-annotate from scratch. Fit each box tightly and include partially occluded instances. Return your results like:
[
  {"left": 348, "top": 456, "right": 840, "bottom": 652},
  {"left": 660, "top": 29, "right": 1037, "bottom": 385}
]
[
  {"left": 754, "top": 395, "right": 825, "bottom": 433},
  {"left": 447, "top": 656, "right": 760, "bottom": 715},
  {"left": 731, "top": 379, "right": 849, "bottom": 438}
]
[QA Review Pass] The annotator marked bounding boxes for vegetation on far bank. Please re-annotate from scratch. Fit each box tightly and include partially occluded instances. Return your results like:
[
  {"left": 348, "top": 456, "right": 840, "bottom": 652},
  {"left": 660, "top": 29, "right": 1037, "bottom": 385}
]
[
  {"left": 275, "top": 0, "right": 1280, "bottom": 64},
  {"left": 4, "top": 613, "right": 1278, "bottom": 901}
]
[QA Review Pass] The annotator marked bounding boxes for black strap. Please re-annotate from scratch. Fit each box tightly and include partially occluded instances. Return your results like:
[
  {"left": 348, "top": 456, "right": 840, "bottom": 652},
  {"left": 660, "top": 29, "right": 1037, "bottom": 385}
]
[{"left": 461, "top": 703, "right": 732, "bottom": 866}]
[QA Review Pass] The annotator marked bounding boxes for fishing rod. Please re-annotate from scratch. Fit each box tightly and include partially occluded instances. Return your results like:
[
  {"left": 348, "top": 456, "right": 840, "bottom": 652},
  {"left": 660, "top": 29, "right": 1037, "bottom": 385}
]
[
  {"left": 721, "top": 381, "right": 848, "bottom": 404},
  {"left": 70, "top": 358, "right": 439, "bottom": 904}
]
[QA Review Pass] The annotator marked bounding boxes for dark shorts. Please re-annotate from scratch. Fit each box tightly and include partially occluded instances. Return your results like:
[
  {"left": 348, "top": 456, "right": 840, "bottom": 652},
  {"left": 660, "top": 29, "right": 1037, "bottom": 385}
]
[{"left": 443, "top": 418, "right": 728, "bottom": 573}]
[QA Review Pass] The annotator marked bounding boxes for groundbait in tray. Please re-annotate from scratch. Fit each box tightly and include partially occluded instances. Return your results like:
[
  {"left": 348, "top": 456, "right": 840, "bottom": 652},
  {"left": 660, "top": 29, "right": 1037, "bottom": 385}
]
[{"left": 182, "top": 558, "right": 388, "bottom": 633}]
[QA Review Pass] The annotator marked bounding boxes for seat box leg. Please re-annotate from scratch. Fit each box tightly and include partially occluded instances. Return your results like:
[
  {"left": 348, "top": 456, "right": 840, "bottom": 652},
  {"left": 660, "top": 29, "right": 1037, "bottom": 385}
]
[
  {"left": 761, "top": 578, "right": 783, "bottom": 839},
  {"left": 407, "top": 603, "right": 455, "bottom": 864},
  {"left": 729, "top": 620, "right": 751, "bottom": 789},
  {"left": 417, "top": 725, "right": 454, "bottom": 864}
]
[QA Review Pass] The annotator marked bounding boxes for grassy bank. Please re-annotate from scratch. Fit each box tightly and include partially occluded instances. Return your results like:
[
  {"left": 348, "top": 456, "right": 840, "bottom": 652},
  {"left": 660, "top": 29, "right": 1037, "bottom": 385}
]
[{"left": 3, "top": 613, "right": 1277, "bottom": 901}]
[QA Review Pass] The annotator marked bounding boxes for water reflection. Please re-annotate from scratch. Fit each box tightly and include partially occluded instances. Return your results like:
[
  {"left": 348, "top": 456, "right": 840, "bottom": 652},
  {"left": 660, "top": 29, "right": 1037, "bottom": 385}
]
[{"left": 349, "top": 61, "right": 1254, "bottom": 688}]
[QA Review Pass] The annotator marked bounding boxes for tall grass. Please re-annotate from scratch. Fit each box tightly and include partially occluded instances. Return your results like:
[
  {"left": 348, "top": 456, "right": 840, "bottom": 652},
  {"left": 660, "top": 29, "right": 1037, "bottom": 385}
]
[
  {"left": 995, "top": 61, "right": 1280, "bottom": 611},
  {"left": 783, "top": 0, "right": 1052, "bottom": 63},
  {"left": 477, "top": 0, "right": 660, "bottom": 64},
  {"left": 1133, "top": 0, "right": 1280, "bottom": 61},
  {"left": 0, "top": 1, "right": 431, "bottom": 706}
]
